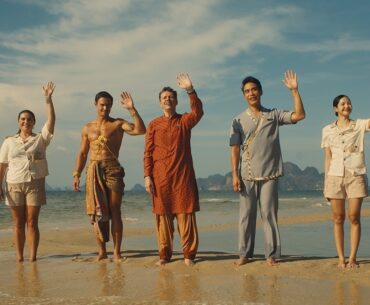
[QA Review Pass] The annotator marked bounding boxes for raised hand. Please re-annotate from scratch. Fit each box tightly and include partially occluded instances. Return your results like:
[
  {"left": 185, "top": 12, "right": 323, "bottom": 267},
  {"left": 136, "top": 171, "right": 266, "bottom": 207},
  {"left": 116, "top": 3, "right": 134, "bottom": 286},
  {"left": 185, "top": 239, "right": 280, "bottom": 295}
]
[
  {"left": 176, "top": 73, "right": 193, "bottom": 91},
  {"left": 43, "top": 81, "right": 56, "bottom": 98},
  {"left": 283, "top": 70, "right": 298, "bottom": 91},
  {"left": 120, "top": 91, "right": 134, "bottom": 110}
]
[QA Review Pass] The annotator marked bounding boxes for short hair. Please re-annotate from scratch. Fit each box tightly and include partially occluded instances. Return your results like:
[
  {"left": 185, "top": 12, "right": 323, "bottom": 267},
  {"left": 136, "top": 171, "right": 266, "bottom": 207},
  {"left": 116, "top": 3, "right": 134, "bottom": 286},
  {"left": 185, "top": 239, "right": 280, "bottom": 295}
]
[
  {"left": 95, "top": 91, "right": 113, "bottom": 105},
  {"left": 17, "top": 109, "right": 36, "bottom": 134},
  {"left": 158, "top": 86, "right": 177, "bottom": 100},
  {"left": 241, "top": 76, "right": 263, "bottom": 94},
  {"left": 332, "top": 94, "right": 350, "bottom": 116}
]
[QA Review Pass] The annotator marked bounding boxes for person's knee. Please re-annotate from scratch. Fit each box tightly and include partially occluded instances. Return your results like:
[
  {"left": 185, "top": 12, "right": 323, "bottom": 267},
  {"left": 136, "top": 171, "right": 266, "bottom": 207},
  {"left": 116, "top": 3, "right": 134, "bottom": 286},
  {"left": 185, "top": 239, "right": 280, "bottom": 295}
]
[
  {"left": 348, "top": 213, "right": 360, "bottom": 225},
  {"left": 333, "top": 213, "right": 345, "bottom": 225}
]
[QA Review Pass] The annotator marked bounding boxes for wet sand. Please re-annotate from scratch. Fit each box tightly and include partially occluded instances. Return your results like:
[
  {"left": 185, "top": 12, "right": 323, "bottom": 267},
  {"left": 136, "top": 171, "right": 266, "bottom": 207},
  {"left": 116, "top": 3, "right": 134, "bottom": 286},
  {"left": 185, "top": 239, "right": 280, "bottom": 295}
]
[{"left": 1, "top": 211, "right": 370, "bottom": 305}]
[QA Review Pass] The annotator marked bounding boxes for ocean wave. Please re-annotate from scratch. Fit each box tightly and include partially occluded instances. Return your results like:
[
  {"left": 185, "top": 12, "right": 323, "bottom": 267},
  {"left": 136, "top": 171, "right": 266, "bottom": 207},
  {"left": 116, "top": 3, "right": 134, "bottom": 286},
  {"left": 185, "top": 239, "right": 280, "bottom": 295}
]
[{"left": 124, "top": 217, "right": 139, "bottom": 222}]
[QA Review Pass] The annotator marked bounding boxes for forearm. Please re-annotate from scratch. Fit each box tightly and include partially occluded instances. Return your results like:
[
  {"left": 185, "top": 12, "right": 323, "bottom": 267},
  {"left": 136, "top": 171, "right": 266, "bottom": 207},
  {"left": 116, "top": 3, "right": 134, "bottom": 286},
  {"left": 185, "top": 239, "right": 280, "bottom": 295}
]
[
  {"left": 128, "top": 107, "right": 146, "bottom": 135},
  {"left": 290, "top": 89, "right": 305, "bottom": 122},
  {"left": 0, "top": 163, "right": 8, "bottom": 185},
  {"left": 230, "top": 146, "right": 240, "bottom": 177},
  {"left": 45, "top": 96, "right": 56, "bottom": 134},
  {"left": 73, "top": 153, "right": 88, "bottom": 176}
]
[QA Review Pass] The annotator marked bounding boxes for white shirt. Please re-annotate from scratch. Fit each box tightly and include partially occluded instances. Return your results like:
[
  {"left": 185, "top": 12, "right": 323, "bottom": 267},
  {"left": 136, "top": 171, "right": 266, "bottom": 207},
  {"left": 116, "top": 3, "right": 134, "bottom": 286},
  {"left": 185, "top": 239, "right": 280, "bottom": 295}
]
[
  {"left": 321, "top": 119, "right": 370, "bottom": 176},
  {"left": 0, "top": 124, "right": 53, "bottom": 183}
]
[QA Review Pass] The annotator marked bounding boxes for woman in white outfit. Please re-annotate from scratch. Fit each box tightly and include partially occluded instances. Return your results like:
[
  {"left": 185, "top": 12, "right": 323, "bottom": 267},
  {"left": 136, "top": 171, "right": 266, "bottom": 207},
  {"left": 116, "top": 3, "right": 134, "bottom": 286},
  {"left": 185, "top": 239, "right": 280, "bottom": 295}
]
[
  {"left": 321, "top": 94, "right": 369, "bottom": 268},
  {"left": 0, "top": 82, "right": 55, "bottom": 262}
]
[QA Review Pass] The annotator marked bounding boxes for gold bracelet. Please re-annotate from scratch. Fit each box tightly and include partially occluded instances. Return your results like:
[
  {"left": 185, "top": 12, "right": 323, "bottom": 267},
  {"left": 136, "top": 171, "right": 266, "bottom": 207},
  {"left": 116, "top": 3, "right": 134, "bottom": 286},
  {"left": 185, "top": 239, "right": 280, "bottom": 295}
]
[{"left": 72, "top": 171, "right": 81, "bottom": 178}]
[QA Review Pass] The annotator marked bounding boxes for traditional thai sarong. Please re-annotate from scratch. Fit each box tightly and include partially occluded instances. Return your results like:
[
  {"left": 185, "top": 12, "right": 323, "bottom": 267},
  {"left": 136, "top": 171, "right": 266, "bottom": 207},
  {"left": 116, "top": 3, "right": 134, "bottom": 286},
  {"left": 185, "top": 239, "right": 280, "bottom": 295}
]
[{"left": 85, "top": 159, "right": 125, "bottom": 242}]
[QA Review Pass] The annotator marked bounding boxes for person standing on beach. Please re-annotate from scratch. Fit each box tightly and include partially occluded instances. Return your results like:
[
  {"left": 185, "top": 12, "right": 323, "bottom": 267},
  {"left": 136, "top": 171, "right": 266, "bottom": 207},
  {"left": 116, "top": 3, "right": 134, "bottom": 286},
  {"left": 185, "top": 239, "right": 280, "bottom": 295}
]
[
  {"left": 229, "top": 70, "right": 305, "bottom": 266},
  {"left": 0, "top": 82, "right": 56, "bottom": 262},
  {"left": 144, "top": 73, "right": 203, "bottom": 266},
  {"left": 321, "top": 95, "right": 370, "bottom": 268},
  {"left": 72, "top": 91, "right": 146, "bottom": 261}
]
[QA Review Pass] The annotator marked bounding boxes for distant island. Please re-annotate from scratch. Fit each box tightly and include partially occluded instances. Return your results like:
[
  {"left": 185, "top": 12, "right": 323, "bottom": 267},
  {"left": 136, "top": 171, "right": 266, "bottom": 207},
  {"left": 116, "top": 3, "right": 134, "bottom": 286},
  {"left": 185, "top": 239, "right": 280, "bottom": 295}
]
[
  {"left": 46, "top": 161, "right": 324, "bottom": 192},
  {"left": 196, "top": 161, "right": 324, "bottom": 192}
]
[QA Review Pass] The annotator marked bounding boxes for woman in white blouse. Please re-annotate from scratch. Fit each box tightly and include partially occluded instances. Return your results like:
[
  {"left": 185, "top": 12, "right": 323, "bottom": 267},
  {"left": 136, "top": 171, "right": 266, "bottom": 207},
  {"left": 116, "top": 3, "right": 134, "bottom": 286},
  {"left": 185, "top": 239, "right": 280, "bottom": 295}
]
[
  {"left": 0, "top": 82, "right": 55, "bottom": 262},
  {"left": 321, "top": 95, "right": 370, "bottom": 268}
]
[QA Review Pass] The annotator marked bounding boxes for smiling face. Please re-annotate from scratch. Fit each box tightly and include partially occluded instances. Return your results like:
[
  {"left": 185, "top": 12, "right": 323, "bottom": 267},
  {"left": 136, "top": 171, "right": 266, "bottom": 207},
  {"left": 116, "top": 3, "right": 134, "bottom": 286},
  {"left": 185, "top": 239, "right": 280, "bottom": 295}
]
[
  {"left": 95, "top": 97, "right": 112, "bottom": 118},
  {"left": 159, "top": 90, "right": 178, "bottom": 113},
  {"left": 18, "top": 111, "right": 35, "bottom": 134},
  {"left": 334, "top": 96, "right": 352, "bottom": 118},
  {"left": 242, "top": 82, "right": 262, "bottom": 108}
]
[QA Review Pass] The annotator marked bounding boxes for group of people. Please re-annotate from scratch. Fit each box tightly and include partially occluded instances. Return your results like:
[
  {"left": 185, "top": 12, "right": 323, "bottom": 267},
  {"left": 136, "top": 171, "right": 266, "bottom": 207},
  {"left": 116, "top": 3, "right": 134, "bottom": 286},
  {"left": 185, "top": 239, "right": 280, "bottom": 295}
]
[{"left": 0, "top": 72, "right": 368, "bottom": 269}]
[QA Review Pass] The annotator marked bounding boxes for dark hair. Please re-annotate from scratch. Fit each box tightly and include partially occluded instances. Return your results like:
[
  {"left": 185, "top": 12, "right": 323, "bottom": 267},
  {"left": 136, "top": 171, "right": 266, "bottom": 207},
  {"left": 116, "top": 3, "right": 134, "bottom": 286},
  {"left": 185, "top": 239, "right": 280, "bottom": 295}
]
[
  {"left": 241, "top": 76, "right": 263, "bottom": 94},
  {"left": 95, "top": 91, "right": 113, "bottom": 105},
  {"left": 158, "top": 86, "right": 177, "bottom": 100},
  {"left": 332, "top": 94, "right": 351, "bottom": 116},
  {"left": 17, "top": 110, "right": 36, "bottom": 134}
]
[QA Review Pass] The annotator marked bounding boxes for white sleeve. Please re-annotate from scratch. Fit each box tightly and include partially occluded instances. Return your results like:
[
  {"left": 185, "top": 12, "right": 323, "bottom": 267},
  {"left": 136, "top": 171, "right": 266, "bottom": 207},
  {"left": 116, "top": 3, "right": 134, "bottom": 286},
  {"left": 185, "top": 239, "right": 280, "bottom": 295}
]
[{"left": 0, "top": 139, "right": 10, "bottom": 163}]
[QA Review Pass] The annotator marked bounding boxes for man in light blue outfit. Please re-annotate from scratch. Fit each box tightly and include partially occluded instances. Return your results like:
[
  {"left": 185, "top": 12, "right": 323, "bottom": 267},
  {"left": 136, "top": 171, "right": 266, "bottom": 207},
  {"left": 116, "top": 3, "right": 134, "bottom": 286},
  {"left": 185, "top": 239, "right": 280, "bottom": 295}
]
[{"left": 229, "top": 70, "right": 306, "bottom": 266}]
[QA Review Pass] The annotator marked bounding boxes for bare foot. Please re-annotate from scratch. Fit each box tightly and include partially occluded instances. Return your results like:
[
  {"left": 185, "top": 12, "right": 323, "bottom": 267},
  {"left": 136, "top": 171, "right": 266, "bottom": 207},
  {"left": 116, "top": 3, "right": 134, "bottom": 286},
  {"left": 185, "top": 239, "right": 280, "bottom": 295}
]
[
  {"left": 337, "top": 258, "right": 346, "bottom": 269},
  {"left": 113, "top": 254, "right": 127, "bottom": 262},
  {"left": 155, "top": 259, "right": 168, "bottom": 266},
  {"left": 266, "top": 257, "right": 279, "bottom": 266},
  {"left": 234, "top": 256, "right": 249, "bottom": 266},
  {"left": 29, "top": 258, "right": 37, "bottom": 263},
  {"left": 347, "top": 260, "right": 359, "bottom": 268},
  {"left": 17, "top": 257, "right": 24, "bottom": 263},
  {"left": 97, "top": 253, "right": 108, "bottom": 261},
  {"left": 184, "top": 258, "right": 195, "bottom": 266}
]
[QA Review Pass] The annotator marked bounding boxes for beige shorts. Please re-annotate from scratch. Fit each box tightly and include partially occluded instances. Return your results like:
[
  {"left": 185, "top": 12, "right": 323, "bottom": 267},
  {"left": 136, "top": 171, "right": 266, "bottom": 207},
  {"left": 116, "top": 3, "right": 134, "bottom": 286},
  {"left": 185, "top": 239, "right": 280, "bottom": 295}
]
[
  {"left": 6, "top": 178, "right": 46, "bottom": 207},
  {"left": 324, "top": 171, "right": 368, "bottom": 199}
]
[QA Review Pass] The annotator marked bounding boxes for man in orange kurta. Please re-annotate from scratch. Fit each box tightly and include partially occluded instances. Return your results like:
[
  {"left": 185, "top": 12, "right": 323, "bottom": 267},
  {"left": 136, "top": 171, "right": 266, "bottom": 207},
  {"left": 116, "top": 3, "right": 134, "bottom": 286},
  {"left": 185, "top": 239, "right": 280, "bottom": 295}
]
[{"left": 144, "top": 73, "right": 204, "bottom": 266}]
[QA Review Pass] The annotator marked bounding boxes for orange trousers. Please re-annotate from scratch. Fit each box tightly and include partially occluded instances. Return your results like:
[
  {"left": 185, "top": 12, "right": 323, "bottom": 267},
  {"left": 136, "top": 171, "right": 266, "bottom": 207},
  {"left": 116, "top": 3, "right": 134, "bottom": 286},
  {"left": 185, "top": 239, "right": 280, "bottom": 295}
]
[{"left": 155, "top": 213, "right": 198, "bottom": 261}]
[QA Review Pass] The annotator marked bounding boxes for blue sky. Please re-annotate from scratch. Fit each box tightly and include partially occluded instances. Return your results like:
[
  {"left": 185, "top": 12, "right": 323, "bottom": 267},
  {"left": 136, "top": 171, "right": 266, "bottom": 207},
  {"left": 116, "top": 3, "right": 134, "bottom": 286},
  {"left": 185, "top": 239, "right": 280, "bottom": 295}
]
[{"left": 1, "top": 0, "right": 370, "bottom": 189}]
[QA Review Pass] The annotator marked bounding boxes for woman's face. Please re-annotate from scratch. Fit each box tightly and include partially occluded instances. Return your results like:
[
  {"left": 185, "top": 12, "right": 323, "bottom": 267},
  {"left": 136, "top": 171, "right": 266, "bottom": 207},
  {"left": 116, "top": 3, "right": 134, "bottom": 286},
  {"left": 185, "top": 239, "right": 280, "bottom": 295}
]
[
  {"left": 18, "top": 112, "right": 35, "bottom": 133},
  {"left": 334, "top": 96, "right": 352, "bottom": 118}
]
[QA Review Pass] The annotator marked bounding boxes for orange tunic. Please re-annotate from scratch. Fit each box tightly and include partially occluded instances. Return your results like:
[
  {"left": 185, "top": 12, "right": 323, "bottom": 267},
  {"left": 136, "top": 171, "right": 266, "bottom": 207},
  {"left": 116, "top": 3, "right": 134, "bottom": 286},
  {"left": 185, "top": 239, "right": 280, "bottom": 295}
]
[{"left": 144, "top": 93, "right": 204, "bottom": 215}]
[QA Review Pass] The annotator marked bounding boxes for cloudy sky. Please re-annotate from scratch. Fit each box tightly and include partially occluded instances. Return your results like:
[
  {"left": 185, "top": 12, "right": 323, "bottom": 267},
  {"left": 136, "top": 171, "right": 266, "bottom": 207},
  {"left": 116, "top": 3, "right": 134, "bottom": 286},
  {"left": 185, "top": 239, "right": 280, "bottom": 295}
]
[{"left": 1, "top": 0, "right": 370, "bottom": 189}]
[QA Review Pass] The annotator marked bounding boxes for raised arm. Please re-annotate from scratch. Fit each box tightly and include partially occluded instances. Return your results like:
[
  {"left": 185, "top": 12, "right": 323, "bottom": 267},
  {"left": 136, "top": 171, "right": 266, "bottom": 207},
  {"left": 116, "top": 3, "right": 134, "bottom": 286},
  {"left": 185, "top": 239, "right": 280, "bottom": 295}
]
[
  {"left": 120, "top": 91, "right": 146, "bottom": 135},
  {"left": 231, "top": 145, "right": 241, "bottom": 192},
  {"left": 177, "top": 73, "right": 203, "bottom": 127},
  {"left": 72, "top": 126, "right": 90, "bottom": 191},
  {"left": 283, "top": 70, "right": 305, "bottom": 123},
  {"left": 42, "top": 81, "right": 56, "bottom": 134}
]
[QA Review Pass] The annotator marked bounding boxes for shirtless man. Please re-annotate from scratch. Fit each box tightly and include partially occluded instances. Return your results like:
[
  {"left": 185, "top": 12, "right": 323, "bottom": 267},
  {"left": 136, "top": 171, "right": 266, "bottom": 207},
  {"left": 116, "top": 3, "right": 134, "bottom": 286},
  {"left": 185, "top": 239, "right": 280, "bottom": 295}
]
[{"left": 73, "top": 91, "right": 146, "bottom": 261}]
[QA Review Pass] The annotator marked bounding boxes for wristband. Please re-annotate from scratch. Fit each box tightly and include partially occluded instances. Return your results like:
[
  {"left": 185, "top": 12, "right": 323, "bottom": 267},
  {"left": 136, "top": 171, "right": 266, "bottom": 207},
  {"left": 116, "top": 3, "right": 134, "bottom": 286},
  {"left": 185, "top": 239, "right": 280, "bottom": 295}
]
[{"left": 72, "top": 171, "right": 81, "bottom": 178}]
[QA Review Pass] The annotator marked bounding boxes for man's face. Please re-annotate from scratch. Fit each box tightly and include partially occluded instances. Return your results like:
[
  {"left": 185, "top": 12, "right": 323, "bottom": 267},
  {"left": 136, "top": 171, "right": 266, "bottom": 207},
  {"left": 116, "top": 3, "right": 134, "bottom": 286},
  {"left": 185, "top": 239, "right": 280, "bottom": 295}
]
[
  {"left": 159, "top": 91, "right": 178, "bottom": 112},
  {"left": 95, "top": 97, "right": 112, "bottom": 117},
  {"left": 242, "top": 82, "right": 262, "bottom": 107}
]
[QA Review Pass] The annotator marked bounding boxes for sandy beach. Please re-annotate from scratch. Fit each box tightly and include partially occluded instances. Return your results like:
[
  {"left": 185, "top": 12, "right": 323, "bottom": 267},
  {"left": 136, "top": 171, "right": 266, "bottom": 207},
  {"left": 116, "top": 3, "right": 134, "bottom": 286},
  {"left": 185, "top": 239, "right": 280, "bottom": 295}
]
[{"left": 1, "top": 209, "right": 370, "bottom": 305}]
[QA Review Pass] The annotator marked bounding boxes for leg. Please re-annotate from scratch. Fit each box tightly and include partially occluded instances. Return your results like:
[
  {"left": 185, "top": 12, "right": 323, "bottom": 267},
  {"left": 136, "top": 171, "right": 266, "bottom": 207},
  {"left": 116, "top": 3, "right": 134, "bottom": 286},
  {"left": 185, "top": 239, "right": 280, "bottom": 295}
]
[
  {"left": 26, "top": 206, "right": 41, "bottom": 262},
  {"left": 347, "top": 198, "right": 362, "bottom": 268},
  {"left": 10, "top": 206, "right": 27, "bottom": 262},
  {"left": 330, "top": 199, "right": 346, "bottom": 268},
  {"left": 236, "top": 180, "right": 258, "bottom": 265},
  {"left": 259, "top": 180, "right": 280, "bottom": 265},
  {"left": 176, "top": 213, "right": 198, "bottom": 266},
  {"left": 155, "top": 214, "right": 175, "bottom": 266},
  {"left": 108, "top": 189, "right": 123, "bottom": 261}
]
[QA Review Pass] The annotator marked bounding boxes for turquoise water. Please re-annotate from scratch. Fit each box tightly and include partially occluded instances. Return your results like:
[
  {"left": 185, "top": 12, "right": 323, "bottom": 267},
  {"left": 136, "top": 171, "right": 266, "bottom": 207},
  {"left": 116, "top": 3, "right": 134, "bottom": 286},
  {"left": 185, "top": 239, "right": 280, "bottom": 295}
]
[{"left": 1, "top": 190, "right": 370, "bottom": 258}]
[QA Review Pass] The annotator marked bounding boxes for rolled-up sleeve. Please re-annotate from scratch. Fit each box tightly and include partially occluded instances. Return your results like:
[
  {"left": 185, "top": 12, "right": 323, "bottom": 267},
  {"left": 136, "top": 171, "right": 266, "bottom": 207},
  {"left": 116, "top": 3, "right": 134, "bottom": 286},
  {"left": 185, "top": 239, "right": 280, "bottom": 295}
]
[
  {"left": 229, "top": 119, "right": 241, "bottom": 146},
  {"left": 277, "top": 109, "right": 294, "bottom": 125},
  {"left": 0, "top": 139, "right": 9, "bottom": 164}
]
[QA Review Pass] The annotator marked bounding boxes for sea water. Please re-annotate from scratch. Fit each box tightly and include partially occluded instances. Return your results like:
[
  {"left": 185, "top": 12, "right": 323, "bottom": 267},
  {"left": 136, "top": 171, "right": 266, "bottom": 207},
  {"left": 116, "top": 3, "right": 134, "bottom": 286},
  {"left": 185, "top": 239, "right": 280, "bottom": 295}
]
[{"left": 1, "top": 190, "right": 369, "bottom": 258}]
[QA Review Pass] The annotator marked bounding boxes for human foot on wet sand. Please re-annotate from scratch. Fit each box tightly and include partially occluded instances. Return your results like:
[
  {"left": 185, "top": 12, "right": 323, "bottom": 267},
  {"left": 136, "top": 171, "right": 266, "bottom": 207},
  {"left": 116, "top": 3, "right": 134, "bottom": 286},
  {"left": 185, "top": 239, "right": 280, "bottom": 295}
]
[
  {"left": 234, "top": 256, "right": 249, "bottom": 266},
  {"left": 337, "top": 258, "right": 346, "bottom": 269},
  {"left": 184, "top": 258, "right": 195, "bottom": 266},
  {"left": 113, "top": 254, "right": 127, "bottom": 262},
  {"left": 347, "top": 259, "right": 360, "bottom": 269},
  {"left": 97, "top": 253, "right": 108, "bottom": 261},
  {"left": 266, "top": 257, "right": 279, "bottom": 266},
  {"left": 155, "top": 259, "right": 169, "bottom": 266}
]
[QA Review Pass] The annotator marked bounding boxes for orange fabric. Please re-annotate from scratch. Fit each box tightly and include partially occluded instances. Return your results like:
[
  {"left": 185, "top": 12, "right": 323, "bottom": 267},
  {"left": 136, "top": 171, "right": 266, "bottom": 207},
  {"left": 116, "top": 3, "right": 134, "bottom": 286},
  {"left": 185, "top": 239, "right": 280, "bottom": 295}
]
[
  {"left": 155, "top": 213, "right": 198, "bottom": 260},
  {"left": 144, "top": 93, "right": 203, "bottom": 214}
]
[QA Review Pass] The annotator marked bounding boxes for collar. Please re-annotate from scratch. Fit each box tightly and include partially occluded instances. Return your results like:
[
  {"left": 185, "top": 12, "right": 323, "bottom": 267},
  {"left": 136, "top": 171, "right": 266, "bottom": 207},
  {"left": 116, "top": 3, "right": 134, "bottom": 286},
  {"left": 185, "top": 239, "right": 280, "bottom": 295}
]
[{"left": 330, "top": 120, "right": 356, "bottom": 130}]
